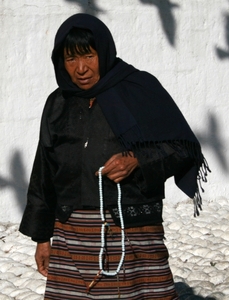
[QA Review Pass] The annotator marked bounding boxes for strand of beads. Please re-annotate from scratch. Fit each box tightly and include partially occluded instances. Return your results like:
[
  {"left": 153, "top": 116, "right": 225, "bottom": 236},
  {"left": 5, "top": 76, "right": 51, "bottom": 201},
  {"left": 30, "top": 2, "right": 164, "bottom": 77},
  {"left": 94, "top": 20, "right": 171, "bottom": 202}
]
[{"left": 98, "top": 166, "right": 125, "bottom": 276}]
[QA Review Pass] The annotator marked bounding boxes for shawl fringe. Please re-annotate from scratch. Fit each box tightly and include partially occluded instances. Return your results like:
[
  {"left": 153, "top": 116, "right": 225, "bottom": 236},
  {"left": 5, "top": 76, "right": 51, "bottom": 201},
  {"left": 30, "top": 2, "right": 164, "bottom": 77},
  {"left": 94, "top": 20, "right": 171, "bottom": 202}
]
[
  {"left": 194, "top": 156, "right": 211, "bottom": 217},
  {"left": 118, "top": 131, "right": 211, "bottom": 217}
]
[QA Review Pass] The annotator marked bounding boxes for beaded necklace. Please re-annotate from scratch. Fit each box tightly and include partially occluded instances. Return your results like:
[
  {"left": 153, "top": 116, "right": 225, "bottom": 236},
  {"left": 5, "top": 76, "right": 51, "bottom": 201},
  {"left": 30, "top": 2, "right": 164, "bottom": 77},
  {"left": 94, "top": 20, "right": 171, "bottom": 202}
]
[
  {"left": 87, "top": 167, "right": 125, "bottom": 293},
  {"left": 98, "top": 166, "right": 125, "bottom": 276}
]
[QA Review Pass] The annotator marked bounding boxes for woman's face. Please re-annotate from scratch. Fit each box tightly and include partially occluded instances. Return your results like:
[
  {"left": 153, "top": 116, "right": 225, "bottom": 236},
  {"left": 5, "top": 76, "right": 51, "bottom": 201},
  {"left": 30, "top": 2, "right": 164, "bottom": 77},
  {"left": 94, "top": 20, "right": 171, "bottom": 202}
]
[{"left": 64, "top": 47, "right": 100, "bottom": 90}]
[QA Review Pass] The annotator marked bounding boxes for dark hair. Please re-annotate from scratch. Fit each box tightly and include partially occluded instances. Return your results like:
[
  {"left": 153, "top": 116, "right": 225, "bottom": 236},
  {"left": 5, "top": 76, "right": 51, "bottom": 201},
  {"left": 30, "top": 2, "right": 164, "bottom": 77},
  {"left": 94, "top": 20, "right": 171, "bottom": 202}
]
[{"left": 63, "top": 27, "right": 96, "bottom": 56}]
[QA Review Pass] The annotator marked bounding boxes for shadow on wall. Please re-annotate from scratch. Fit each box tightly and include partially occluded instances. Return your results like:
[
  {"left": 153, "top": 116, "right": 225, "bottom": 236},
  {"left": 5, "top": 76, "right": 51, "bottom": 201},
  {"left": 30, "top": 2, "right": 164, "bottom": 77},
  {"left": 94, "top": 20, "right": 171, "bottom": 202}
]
[
  {"left": 64, "top": 0, "right": 179, "bottom": 46},
  {"left": 0, "top": 150, "right": 28, "bottom": 213},
  {"left": 175, "top": 282, "right": 216, "bottom": 300},
  {"left": 216, "top": 11, "right": 229, "bottom": 59},
  {"left": 139, "top": 0, "right": 179, "bottom": 46},
  {"left": 196, "top": 112, "right": 229, "bottom": 174},
  {"left": 63, "top": 0, "right": 104, "bottom": 15}
]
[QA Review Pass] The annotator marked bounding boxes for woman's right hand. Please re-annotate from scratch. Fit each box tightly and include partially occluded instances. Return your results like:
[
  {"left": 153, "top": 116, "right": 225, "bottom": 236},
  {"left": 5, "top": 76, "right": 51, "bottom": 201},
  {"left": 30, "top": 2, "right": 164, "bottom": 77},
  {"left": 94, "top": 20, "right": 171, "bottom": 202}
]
[
  {"left": 95, "top": 152, "right": 139, "bottom": 183},
  {"left": 35, "top": 241, "right": 51, "bottom": 277}
]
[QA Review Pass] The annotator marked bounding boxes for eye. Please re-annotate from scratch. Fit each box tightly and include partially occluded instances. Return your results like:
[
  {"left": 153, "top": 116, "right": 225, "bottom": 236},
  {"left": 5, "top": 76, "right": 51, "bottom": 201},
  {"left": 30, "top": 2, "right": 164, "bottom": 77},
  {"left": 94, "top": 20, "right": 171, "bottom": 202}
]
[{"left": 65, "top": 57, "right": 75, "bottom": 62}]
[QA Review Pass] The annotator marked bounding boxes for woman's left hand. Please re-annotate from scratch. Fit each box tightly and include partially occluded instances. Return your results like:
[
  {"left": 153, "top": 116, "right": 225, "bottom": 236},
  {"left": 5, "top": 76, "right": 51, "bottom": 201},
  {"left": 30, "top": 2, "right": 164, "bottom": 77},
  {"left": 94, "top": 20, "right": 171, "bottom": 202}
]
[{"left": 95, "top": 152, "right": 139, "bottom": 183}]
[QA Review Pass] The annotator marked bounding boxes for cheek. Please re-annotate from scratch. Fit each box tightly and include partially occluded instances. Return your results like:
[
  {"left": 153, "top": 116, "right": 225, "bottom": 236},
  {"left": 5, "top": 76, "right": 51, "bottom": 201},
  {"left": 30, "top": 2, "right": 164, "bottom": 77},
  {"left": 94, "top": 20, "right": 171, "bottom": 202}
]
[
  {"left": 94, "top": 58, "right": 100, "bottom": 77},
  {"left": 64, "top": 63, "right": 75, "bottom": 75},
  {"left": 95, "top": 66, "right": 100, "bottom": 78},
  {"left": 68, "top": 69, "right": 77, "bottom": 81}
]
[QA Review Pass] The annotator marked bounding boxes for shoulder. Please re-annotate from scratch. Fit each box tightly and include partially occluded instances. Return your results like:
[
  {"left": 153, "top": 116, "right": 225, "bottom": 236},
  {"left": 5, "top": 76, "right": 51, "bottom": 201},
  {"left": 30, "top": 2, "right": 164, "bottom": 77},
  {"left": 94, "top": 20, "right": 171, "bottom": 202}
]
[
  {"left": 43, "top": 88, "right": 64, "bottom": 116},
  {"left": 127, "top": 70, "right": 163, "bottom": 89},
  {"left": 122, "top": 69, "right": 169, "bottom": 101},
  {"left": 41, "top": 88, "right": 68, "bottom": 124}
]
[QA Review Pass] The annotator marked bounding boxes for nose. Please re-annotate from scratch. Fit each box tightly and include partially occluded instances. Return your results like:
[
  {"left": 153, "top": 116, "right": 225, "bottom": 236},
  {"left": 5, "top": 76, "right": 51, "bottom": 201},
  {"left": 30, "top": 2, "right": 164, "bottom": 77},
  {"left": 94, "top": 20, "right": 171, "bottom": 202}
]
[{"left": 76, "top": 58, "right": 88, "bottom": 75}]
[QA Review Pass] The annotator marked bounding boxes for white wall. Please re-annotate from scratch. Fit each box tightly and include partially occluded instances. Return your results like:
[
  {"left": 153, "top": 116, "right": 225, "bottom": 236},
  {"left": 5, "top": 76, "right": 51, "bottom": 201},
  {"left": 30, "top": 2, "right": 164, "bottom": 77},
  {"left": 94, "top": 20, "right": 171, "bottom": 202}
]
[{"left": 1, "top": 0, "right": 229, "bottom": 223}]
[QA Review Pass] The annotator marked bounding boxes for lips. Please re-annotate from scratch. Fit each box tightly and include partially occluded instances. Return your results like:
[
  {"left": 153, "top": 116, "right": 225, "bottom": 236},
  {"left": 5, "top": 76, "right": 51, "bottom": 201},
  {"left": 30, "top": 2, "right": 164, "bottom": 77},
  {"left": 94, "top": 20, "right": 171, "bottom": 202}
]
[{"left": 77, "top": 77, "right": 91, "bottom": 84}]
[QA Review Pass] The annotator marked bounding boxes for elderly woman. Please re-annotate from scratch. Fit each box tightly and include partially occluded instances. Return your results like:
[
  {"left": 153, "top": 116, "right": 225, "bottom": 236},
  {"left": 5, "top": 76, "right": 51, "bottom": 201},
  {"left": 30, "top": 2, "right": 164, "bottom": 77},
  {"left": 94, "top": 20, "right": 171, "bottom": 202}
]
[{"left": 20, "top": 13, "right": 209, "bottom": 300}]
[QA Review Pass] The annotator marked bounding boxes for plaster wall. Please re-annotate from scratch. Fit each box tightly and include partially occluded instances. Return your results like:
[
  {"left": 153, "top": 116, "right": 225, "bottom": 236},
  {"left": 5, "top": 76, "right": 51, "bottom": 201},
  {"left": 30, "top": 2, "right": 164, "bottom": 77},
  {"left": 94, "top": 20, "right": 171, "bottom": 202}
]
[{"left": 1, "top": 0, "right": 229, "bottom": 223}]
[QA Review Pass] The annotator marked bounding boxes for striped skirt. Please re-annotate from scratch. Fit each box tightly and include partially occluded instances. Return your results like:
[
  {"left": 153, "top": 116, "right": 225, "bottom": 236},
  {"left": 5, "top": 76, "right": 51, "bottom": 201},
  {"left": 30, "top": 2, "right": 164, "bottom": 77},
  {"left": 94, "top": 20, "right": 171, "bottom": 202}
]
[{"left": 44, "top": 210, "right": 178, "bottom": 300}]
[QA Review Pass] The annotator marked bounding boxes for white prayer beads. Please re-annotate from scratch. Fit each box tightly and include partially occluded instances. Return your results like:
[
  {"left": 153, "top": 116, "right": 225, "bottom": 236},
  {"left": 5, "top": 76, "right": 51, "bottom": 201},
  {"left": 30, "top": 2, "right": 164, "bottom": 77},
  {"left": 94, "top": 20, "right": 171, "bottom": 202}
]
[{"left": 98, "top": 166, "right": 125, "bottom": 276}]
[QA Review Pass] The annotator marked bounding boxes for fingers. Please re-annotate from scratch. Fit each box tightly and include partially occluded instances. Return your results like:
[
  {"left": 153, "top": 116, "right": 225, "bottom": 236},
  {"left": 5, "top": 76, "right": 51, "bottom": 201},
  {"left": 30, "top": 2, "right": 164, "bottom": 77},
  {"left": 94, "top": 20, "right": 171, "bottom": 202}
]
[
  {"left": 95, "top": 152, "right": 139, "bottom": 182},
  {"left": 36, "top": 260, "right": 49, "bottom": 277},
  {"left": 35, "top": 241, "right": 51, "bottom": 277},
  {"left": 96, "top": 154, "right": 125, "bottom": 181}
]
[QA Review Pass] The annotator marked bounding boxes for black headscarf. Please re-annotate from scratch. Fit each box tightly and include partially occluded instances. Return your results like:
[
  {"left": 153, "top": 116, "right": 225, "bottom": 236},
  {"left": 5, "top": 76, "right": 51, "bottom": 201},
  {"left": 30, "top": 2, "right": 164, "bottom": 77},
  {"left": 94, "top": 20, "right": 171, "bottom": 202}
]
[{"left": 52, "top": 13, "right": 210, "bottom": 215}]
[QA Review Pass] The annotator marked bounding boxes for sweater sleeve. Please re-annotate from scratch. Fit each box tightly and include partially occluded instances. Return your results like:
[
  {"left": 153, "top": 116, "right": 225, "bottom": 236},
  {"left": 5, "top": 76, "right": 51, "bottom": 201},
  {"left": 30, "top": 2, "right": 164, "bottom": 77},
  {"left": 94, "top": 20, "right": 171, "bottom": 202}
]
[
  {"left": 19, "top": 141, "right": 57, "bottom": 241},
  {"left": 19, "top": 90, "right": 61, "bottom": 241},
  {"left": 134, "top": 142, "right": 194, "bottom": 197}
]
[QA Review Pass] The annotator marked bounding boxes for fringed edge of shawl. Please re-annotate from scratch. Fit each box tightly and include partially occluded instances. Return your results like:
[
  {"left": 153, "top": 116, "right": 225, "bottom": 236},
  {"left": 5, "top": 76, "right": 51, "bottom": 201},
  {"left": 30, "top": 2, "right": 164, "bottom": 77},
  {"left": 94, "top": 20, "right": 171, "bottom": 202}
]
[
  {"left": 193, "top": 156, "right": 211, "bottom": 217},
  {"left": 173, "top": 141, "right": 211, "bottom": 217},
  {"left": 118, "top": 133, "right": 211, "bottom": 217},
  {"left": 166, "top": 141, "right": 211, "bottom": 217}
]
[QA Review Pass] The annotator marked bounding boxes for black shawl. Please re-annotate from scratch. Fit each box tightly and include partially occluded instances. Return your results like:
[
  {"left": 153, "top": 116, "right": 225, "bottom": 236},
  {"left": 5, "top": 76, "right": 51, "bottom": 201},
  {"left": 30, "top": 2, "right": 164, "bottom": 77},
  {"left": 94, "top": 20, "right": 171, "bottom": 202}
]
[{"left": 51, "top": 13, "right": 210, "bottom": 216}]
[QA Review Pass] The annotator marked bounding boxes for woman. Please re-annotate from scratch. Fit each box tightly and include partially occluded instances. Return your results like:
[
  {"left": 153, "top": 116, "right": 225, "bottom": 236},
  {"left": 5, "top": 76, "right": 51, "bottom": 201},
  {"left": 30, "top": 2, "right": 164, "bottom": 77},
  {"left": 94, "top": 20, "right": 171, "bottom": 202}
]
[{"left": 20, "top": 13, "right": 209, "bottom": 299}]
